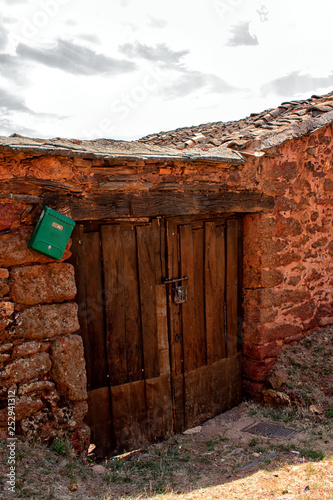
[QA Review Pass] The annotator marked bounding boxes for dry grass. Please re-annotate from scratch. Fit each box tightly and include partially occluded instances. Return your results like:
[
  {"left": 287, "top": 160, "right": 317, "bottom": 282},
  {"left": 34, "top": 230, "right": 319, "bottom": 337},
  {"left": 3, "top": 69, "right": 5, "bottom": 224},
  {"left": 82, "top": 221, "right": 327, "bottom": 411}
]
[{"left": 0, "top": 326, "right": 332, "bottom": 499}]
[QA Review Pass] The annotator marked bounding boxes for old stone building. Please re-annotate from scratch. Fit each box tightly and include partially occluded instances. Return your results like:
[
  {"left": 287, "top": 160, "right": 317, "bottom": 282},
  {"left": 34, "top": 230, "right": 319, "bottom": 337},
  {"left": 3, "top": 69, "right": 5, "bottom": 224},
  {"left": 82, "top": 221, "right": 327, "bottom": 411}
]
[{"left": 0, "top": 91, "right": 332, "bottom": 455}]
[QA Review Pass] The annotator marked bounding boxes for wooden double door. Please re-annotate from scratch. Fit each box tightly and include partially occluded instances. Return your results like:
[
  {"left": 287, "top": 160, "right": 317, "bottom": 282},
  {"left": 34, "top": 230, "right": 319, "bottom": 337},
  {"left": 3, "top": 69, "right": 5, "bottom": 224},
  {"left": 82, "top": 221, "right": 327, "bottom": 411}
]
[{"left": 72, "top": 216, "right": 242, "bottom": 457}]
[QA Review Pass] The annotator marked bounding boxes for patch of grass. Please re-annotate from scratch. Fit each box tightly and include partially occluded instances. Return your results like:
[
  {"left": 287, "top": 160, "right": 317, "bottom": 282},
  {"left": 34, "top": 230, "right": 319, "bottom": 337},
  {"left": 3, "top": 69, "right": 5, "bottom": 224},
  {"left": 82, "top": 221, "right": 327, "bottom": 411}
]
[
  {"left": 300, "top": 449, "right": 325, "bottom": 461},
  {"left": 206, "top": 440, "right": 215, "bottom": 451},
  {"left": 304, "top": 338, "right": 313, "bottom": 348},
  {"left": 51, "top": 435, "right": 72, "bottom": 457},
  {"left": 109, "top": 457, "right": 124, "bottom": 471},
  {"left": 271, "top": 410, "right": 283, "bottom": 421}
]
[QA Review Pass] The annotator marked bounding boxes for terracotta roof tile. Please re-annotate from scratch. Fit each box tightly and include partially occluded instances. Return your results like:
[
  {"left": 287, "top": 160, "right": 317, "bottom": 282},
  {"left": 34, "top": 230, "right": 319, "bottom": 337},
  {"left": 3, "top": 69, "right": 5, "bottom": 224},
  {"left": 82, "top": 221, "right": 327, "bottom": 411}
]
[
  {"left": 1, "top": 92, "right": 333, "bottom": 164},
  {"left": 0, "top": 135, "right": 244, "bottom": 164},
  {"left": 139, "top": 91, "right": 333, "bottom": 153}
]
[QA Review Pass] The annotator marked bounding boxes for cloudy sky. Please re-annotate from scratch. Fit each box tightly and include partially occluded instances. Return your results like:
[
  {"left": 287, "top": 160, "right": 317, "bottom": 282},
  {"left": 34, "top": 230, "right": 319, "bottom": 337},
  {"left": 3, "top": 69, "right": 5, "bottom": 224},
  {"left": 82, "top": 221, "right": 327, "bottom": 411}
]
[{"left": 1, "top": 0, "right": 333, "bottom": 140}]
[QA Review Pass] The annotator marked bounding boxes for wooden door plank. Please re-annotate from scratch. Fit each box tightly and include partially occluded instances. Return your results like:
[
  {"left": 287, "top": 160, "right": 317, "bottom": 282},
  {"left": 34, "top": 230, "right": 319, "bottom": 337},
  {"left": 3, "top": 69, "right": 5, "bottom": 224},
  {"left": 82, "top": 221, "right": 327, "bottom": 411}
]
[
  {"left": 226, "top": 219, "right": 239, "bottom": 357},
  {"left": 121, "top": 226, "right": 142, "bottom": 382},
  {"left": 184, "top": 365, "right": 211, "bottom": 429},
  {"left": 184, "top": 358, "right": 231, "bottom": 429},
  {"left": 166, "top": 219, "right": 184, "bottom": 432},
  {"left": 146, "top": 374, "right": 173, "bottom": 442},
  {"left": 172, "top": 374, "right": 185, "bottom": 433},
  {"left": 216, "top": 224, "right": 227, "bottom": 359},
  {"left": 86, "top": 387, "right": 114, "bottom": 458},
  {"left": 182, "top": 225, "right": 206, "bottom": 370},
  {"left": 152, "top": 218, "right": 165, "bottom": 283},
  {"left": 101, "top": 224, "right": 127, "bottom": 386},
  {"left": 205, "top": 221, "right": 219, "bottom": 364},
  {"left": 111, "top": 380, "right": 148, "bottom": 452},
  {"left": 155, "top": 284, "right": 170, "bottom": 376},
  {"left": 179, "top": 224, "right": 198, "bottom": 373},
  {"left": 136, "top": 224, "right": 159, "bottom": 379},
  {"left": 210, "top": 358, "right": 229, "bottom": 416},
  {"left": 70, "top": 225, "right": 92, "bottom": 389},
  {"left": 83, "top": 231, "right": 109, "bottom": 390},
  {"left": 192, "top": 227, "right": 206, "bottom": 368},
  {"left": 166, "top": 219, "right": 183, "bottom": 377}
]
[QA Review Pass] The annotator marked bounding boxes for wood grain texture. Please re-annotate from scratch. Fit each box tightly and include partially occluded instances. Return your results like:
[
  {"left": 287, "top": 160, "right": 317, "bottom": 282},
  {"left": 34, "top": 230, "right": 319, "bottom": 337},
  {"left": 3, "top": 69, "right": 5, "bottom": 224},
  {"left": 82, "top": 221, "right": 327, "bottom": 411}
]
[
  {"left": 70, "top": 225, "right": 91, "bottom": 387},
  {"left": 226, "top": 219, "right": 239, "bottom": 357},
  {"left": 121, "top": 226, "right": 142, "bottom": 383},
  {"left": 146, "top": 374, "right": 173, "bottom": 441},
  {"left": 101, "top": 224, "right": 127, "bottom": 386},
  {"left": 180, "top": 224, "right": 206, "bottom": 372},
  {"left": 83, "top": 231, "right": 108, "bottom": 390},
  {"left": 155, "top": 285, "right": 170, "bottom": 376},
  {"left": 136, "top": 224, "right": 160, "bottom": 379},
  {"left": 111, "top": 380, "right": 148, "bottom": 452},
  {"left": 205, "top": 221, "right": 218, "bottom": 364},
  {"left": 43, "top": 191, "right": 274, "bottom": 220},
  {"left": 86, "top": 387, "right": 114, "bottom": 458},
  {"left": 166, "top": 219, "right": 185, "bottom": 433},
  {"left": 216, "top": 224, "right": 227, "bottom": 359}
]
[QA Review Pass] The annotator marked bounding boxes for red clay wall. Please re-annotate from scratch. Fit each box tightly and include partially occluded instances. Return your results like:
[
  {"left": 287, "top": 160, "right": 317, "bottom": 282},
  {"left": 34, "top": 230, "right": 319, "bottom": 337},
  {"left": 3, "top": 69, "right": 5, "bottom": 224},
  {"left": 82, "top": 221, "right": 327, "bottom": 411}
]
[
  {"left": 242, "top": 125, "right": 333, "bottom": 397},
  {"left": 1, "top": 124, "right": 332, "bottom": 424}
]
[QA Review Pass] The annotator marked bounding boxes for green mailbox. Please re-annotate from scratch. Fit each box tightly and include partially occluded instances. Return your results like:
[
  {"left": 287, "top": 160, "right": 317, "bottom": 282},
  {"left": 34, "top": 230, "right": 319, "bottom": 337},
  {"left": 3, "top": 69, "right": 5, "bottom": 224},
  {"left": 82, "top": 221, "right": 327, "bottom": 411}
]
[{"left": 28, "top": 206, "right": 75, "bottom": 260}]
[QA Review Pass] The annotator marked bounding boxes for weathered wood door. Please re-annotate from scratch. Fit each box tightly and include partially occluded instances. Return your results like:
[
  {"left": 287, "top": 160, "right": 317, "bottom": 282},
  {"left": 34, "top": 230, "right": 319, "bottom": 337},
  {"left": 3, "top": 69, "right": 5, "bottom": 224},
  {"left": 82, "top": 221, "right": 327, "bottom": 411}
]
[
  {"left": 166, "top": 217, "right": 242, "bottom": 433},
  {"left": 71, "top": 216, "right": 242, "bottom": 457}
]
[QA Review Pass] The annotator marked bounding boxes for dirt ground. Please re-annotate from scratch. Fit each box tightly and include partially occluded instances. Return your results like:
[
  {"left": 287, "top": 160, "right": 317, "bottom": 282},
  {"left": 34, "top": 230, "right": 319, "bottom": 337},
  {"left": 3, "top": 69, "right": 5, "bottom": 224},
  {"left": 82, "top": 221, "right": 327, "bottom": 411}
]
[{"left": 0, "top": 326, "right": 332, "bottom": 500}]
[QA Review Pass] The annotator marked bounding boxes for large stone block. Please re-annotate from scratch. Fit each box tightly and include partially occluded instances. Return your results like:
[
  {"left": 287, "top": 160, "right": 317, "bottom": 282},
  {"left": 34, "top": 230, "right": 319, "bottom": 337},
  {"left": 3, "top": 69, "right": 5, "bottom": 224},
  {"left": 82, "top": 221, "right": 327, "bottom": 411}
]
[
  {"left": 69, "top": 401, "right": 88, "bottom": 428},
  {"left": 0, "top": 282, "right": 10, "bottom": 297},
  {"left": 0, "top": 202, "right": 29, "bottom": 231},
  {"left": 18, "top": 380, "right": 55, "bottom": 395},
  {"left": 277, "top": 217, "right": 302, "bottom": 237},
  {"left": 0, "top": 227, "right": 72, "bottom": 267},
  {"left": 0, "top": 342, "right": 12, "bottom": 353},
  {"left": 13, "top": 341, "right": 42, "bottom": 358},
  {"left": 10, "top": 263, "right": 77, "bottom": 305},
  {"left": 0, "top": 269, "right": 9, "bottom": 279},
  {"left": 243, "top": 289, "right": 310, "bottom": 309},
  {"left": 0, "top": 301, "right": 14, "bottom": 318},
  {"left": 71, "top": 423, "right": 91, "bottom": 456},
  {"left": 242, "top": 341, "right": 282, "bottom": 361},
  {"left": 242, "top": 379, "right": 264, "bottom": 400},
  {"left": 14, "top": 303, "right": 79, "bottom": 340},
  {"left": 243, "top": 306, "right": 278, "bottom": 325},
  {"left": 0, "top": 352, "right": 51, "bottom": 384},
  {"left": 0, "top": 396, "right": 44, "bottom": 426},
  {"left": 243, "top": 268, "right": 284, "bottom": 288},
  {"left": 254, "top": 324, "right": 303, "bottom": 345},
  {"left": 51, "top": 335, "right": 87, "bottom": 401},
  {"left": 242, "top": 357, "right": 276, "bottom": 382},
  {"left": 285, "top": 302, "right": 316, "bottom": 322}
]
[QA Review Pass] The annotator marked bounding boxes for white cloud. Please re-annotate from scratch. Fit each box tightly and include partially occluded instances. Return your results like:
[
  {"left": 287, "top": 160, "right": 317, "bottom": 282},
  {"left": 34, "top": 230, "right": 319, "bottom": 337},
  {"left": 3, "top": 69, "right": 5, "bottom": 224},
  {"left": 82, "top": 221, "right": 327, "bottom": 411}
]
[{"left": 0, "top": 0, "right": 333, "bottom": 139}]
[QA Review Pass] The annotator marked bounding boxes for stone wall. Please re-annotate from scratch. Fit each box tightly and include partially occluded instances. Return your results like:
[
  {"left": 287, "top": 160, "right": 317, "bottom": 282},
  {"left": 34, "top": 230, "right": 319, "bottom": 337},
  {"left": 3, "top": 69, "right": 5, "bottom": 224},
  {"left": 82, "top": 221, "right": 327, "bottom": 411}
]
[
  {"left": 242, "top": 125, "right": 333, "bottom": 397},
  {"left": 0, "top": 214, "right": 89, "bottom": 452},
  {"left": 0, "top": 123, "right": 332, "bottom": 422}
]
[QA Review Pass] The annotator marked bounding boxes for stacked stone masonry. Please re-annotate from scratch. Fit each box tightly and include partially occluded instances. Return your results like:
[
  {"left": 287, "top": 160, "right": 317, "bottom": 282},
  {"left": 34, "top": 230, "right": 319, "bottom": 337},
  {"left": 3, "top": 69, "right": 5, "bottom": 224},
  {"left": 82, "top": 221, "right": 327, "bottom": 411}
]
[
  {"left": 0, "top": 226, "right": 88, "bottom": 451},
  {"left": 242, "top": 126, "right": 333, "bottom": 397}
]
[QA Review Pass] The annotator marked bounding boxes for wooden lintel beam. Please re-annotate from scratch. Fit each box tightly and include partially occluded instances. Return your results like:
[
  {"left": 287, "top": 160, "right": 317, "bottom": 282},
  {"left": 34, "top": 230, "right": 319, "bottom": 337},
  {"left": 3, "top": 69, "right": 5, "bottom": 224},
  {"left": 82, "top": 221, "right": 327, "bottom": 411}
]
[
  {"left": 43, "top": 191, "right": 274, "bottom": 220},
  {"left": 0, "top": 193, "right": 41, "bottom": 204}
]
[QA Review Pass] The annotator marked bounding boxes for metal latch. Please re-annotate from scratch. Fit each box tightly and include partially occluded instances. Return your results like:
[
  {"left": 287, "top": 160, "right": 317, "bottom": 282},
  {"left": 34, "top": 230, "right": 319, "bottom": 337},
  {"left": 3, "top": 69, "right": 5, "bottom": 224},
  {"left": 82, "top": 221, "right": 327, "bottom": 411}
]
[{"left": 162, "top": 276, "right": 188, "bottom": 304}]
